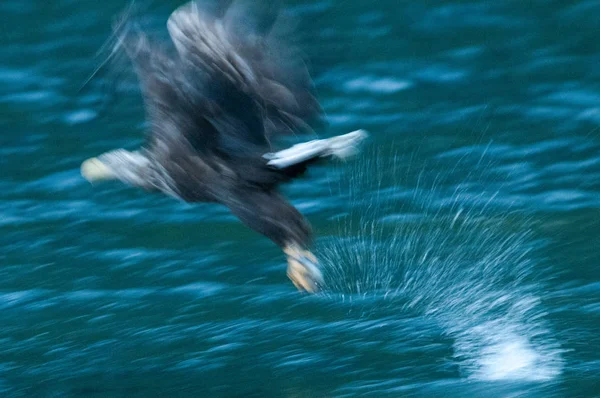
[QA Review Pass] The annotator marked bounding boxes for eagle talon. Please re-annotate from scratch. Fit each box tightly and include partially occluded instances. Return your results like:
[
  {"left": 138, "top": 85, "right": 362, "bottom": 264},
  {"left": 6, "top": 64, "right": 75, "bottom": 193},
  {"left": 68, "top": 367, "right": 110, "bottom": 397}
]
[{"left": 284, "top": 245, "right": 324, "bottom": 293}]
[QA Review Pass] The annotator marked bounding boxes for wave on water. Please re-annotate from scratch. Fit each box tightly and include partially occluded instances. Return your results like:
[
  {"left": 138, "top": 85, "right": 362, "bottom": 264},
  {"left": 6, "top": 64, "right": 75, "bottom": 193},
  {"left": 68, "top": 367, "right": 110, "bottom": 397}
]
[{"left": 317, "top": 147, "right": 564, "bottom": 382}]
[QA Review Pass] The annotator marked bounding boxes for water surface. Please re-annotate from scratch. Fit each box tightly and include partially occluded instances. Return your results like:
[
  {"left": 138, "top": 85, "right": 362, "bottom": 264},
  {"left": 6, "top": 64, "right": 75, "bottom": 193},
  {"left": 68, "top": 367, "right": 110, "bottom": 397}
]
[{"left": 1, "top": 0, "right": 600, "bottom": 396}]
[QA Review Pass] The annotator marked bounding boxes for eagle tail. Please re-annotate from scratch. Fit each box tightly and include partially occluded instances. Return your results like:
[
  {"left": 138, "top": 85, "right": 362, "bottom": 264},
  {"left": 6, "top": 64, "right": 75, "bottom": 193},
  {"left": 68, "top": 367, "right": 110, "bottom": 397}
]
[{"left": 264, "top": 129, "right": 369, "bottom": 169}]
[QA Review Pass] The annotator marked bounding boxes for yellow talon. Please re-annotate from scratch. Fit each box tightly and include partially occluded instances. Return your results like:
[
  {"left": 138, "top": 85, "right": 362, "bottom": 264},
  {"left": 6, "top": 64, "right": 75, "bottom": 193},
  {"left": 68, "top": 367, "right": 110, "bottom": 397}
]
[{"left": 284, "top": 244, "right": 323, "bottom": 293}]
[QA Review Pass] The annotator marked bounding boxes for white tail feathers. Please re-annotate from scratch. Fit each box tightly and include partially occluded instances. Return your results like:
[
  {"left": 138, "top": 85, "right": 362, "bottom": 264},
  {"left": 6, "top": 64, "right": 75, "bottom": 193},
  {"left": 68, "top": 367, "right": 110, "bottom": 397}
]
[{"left": 264, "top": 130, "right": 369, "bottom": 169}]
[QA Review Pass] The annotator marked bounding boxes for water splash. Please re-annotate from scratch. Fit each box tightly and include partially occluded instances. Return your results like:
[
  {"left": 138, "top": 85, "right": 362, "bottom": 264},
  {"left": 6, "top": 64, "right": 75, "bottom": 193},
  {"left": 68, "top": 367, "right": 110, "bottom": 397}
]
[{"left": 317, "top": 146, "right": 563, "bottom": 381}]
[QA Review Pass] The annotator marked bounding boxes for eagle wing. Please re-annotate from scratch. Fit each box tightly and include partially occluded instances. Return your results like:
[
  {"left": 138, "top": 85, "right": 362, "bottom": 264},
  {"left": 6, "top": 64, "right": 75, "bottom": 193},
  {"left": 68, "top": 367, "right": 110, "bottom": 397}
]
[{"left": 118, "top": 1, "right": 325, "bottom": 162}]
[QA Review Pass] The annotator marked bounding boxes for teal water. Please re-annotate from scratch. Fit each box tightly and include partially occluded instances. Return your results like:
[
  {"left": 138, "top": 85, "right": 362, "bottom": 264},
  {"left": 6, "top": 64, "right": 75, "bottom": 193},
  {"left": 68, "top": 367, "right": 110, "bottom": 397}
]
[{"left": 2, "top": 0, "right": 600, "bottom": 396}]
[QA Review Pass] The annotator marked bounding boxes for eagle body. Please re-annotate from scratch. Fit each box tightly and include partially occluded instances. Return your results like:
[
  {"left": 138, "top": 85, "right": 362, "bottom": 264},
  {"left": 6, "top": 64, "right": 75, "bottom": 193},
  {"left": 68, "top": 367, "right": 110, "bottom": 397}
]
[{"left": 81, "top": 1, "right": 367, "bottom": 292}]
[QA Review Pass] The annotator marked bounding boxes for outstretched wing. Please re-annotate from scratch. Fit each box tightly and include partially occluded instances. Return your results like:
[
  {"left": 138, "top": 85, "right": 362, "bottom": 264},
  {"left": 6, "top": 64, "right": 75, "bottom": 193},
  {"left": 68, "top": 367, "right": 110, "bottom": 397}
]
[{"left": 117, "top": 0, "right": 325, "bottom": 161}]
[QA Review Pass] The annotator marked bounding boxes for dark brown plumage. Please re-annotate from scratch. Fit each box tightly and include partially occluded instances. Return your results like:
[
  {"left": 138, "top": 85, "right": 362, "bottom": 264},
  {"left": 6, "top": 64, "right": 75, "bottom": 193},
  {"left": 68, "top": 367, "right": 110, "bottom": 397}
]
[{"left": 125, "top": 1, "right": 323, "bottom": 247}]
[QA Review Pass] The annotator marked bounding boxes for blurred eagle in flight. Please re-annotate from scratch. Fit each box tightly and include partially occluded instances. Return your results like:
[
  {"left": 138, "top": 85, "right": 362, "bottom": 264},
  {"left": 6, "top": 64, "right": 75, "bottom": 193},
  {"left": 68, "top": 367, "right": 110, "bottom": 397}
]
[{"left": 80, "top": 0, "right": 367, "bottom": 292}]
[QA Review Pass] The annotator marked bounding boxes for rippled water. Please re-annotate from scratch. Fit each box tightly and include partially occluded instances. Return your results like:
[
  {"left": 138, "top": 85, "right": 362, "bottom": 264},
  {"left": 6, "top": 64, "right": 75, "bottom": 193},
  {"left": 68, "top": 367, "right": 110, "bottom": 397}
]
[{"left": 2, "top": 0, "right": 600, "bottom": 396}]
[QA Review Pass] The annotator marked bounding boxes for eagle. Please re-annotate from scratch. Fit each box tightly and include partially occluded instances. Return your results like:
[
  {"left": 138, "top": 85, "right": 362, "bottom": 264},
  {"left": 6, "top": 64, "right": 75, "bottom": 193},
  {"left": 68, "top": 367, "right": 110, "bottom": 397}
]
[{"left": 80, "top": 0, "right": 368, "bottom": 292}]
